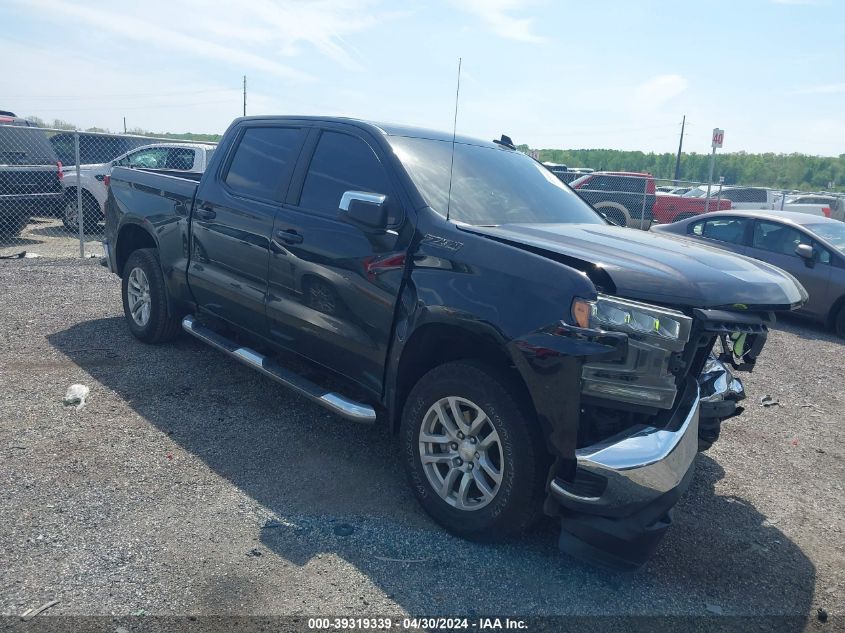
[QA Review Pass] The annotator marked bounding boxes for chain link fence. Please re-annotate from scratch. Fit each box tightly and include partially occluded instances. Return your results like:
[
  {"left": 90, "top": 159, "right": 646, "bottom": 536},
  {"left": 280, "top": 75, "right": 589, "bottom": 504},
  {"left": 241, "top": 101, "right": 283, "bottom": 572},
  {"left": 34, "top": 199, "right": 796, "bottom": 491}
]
[
  {"left": 3, "top": 117, "right": 843, "bottom": 258},
  {"left": 0, "top": 119, "right": 216, "bottom": 259},
  {"left": 543, "top": 167, "right": 845, "bottom": 229}
]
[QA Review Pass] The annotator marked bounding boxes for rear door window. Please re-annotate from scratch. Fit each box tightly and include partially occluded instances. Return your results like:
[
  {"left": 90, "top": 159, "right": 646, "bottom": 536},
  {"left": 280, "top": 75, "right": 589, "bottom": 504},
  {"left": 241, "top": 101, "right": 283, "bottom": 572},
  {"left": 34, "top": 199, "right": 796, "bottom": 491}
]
[
  {"left": 610, "top": 176, "right": 646, "bottom": 193},
  {"left": 690, "top": 217, "right": 749, "bottom": 244},
  {"left": 298, "top": 130, "right": 397, "bottom": 223},
  {"left": 117, "top": 147, "right": 170, "bottom": 169},
  {"left": 224, "top": 127, "right": 303, "bottom": 201},
  {"left": 0, "top": 126, "right": 58, "bottom": 165},
  {"left": 165, "top": 148, "right": 196, "bottom": 170}
]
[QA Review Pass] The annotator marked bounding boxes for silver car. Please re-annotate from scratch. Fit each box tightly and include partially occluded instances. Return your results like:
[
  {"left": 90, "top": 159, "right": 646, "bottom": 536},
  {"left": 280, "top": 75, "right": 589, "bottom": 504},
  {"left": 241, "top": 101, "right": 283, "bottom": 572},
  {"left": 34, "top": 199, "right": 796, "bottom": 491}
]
[{"left": 653, "top": 210, "right": 845, "bottom": 337}]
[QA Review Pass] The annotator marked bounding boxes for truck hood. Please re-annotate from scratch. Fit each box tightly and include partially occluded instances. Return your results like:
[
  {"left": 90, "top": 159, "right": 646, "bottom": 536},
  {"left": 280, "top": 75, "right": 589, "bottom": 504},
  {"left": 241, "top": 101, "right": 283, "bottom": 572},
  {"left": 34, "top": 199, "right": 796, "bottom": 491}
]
[{"left": 462, "top": 223, "right": 807, "bottom": 309}]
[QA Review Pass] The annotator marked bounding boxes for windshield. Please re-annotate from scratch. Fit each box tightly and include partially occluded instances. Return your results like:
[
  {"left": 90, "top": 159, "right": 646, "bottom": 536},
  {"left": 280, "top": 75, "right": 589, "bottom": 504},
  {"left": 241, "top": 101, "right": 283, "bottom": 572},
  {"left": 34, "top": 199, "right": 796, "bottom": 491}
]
[
  {"left": 683, "top": 187, "right": 707, "bottom": 198},
  {"left": 388, "top": 136, "right": 604, "bottom": 226},
  {"left": 806, "top": 223, "right": 845, "bottom": 253}
]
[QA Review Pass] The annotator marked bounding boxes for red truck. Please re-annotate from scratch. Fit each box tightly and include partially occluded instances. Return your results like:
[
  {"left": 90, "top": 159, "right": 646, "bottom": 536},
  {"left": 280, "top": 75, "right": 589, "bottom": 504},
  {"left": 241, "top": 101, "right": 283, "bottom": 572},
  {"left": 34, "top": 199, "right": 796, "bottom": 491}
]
[
  {"left": 569, "top": 171, "right": 731, "bottom": 228},
  {"left": 653, "top": 187, "right": 732, "bottom": 224}
]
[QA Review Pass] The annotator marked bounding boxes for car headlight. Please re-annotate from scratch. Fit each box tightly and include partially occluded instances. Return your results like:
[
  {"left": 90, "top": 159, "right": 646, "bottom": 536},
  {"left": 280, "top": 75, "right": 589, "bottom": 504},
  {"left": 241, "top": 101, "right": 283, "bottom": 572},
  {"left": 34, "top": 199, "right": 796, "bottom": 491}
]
[{"left": 571, "top": 295, "right": 691, "bottom": 345}]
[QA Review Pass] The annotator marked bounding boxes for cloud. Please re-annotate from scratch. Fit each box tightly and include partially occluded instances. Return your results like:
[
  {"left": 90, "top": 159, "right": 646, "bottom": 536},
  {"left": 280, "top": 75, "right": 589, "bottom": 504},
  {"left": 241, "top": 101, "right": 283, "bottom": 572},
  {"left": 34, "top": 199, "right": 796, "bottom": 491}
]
[
  {"left": 452, "top": 0, "right": 545, "bottom": 43},
  {"left": 632, "top": 74, "right": 689, "bottom": 110},
  {"left": 8, "top": 0, "right": 397, "bottom": 79}
]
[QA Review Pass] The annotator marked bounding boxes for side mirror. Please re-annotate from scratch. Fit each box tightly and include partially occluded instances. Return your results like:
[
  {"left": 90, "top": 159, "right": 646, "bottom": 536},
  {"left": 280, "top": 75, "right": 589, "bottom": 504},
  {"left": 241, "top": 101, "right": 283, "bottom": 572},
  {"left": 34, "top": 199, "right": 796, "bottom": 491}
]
[
  {"left": 340, "top": 191, "right": 388, "bottom": 231},
  {"left": 795, "top": 243, "right": 815, "bottom": 266}
]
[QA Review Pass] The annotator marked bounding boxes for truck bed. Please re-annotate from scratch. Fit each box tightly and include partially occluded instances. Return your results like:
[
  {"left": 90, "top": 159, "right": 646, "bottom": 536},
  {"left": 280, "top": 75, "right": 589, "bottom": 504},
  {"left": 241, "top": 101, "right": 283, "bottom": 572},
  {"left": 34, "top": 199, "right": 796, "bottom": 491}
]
[{"left": 108, "top": 166, "right": 198, "bottom": 220}]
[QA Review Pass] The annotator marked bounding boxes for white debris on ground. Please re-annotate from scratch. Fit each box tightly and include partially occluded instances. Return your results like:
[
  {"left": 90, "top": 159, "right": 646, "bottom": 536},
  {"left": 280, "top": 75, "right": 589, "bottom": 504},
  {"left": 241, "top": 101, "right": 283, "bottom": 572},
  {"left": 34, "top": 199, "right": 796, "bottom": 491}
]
[{"left": 63, "top": 384, "right": 90, "bottom": 410}]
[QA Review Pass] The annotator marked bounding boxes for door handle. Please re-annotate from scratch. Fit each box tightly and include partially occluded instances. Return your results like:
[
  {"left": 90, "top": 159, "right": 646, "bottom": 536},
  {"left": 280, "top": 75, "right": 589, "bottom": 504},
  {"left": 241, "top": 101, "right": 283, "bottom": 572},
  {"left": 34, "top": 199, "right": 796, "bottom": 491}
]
[
  {"left": 276, "top": 229, "right": 303, "bottom": 244},
  {"left": 195, "top": 205, "right": 216, "bottom": 221}
]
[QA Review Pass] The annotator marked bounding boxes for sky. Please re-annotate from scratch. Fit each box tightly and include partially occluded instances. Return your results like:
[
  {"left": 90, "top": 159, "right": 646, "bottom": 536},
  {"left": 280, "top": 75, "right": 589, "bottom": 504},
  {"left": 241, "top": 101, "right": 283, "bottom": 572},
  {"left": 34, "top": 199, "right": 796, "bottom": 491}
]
[{"left": 1, "top": 0, "right": 843, "bottom": 156}]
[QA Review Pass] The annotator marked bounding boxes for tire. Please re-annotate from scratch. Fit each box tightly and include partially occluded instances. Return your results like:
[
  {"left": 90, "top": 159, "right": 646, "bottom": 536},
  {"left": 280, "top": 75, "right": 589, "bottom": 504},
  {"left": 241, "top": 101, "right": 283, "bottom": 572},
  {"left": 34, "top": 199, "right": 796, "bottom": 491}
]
[
  {"left": 674, "top": 213, "right": 696, "bottom": 223},
  {"left": 400, "top": 360, "right": 548, "bottom": 541},
  {"left": 594, "top": 202, "right": 629, "bottom": 227},
  {"left": 834, "top": 304, "right": 845, "bottom": 339},
  {"left": 121, "top": 248, "right": 181, "bottom": 344},
  {"left": 62, "top": 190, "right": 101, "bottom": 233}
]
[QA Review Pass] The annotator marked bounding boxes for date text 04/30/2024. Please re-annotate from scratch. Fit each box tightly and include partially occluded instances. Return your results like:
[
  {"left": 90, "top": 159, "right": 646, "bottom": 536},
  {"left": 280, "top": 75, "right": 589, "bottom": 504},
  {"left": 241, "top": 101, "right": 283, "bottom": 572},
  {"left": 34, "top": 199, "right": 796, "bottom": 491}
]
[{"left": 307, "top": 617, "right": 528, "bottom": 630}]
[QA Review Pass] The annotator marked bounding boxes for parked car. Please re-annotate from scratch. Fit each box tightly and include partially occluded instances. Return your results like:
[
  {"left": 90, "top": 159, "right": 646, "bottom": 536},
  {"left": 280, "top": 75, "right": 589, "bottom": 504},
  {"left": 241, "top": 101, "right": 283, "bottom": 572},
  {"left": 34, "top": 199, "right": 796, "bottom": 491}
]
[
  {"left": 570, "top": 171, "right": 730, "bottom": 227},
  {"left": 61, "top": 142, "right": 215, "bottom": 232},
  {"left": 103, "top": 116, "right": 805, "bottom": 570},
  {"left": 683, "top": 185, "right": 778, "bottom": 210},
  {"left": 784, "top": 194, "right": 844, "bottom": 221},
  {"left": 543, "top": 163, "right": 594, "bottom": 185},
  {"left": 569, "top": 171, "right": 656, "bottom": 228},
  {"left": 653, "top": 210, "right": 845, "bottom": 336},
  {"left": 0, "top": 111, "right": 64, "bottom": 236},
  {"left": 653, "top": 190, "right": 731, "bottom": 224}
]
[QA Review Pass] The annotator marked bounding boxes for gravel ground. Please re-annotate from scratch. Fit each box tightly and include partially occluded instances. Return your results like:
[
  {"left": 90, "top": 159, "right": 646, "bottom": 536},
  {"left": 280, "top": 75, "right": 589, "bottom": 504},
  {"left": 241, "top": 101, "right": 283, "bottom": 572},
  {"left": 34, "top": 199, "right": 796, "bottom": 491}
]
[
  {"left": 0, "top": 258, "right": 842, "bottom": 631},
  {"left": 0, "top": 217, "right": 102, "bottom": 260}
]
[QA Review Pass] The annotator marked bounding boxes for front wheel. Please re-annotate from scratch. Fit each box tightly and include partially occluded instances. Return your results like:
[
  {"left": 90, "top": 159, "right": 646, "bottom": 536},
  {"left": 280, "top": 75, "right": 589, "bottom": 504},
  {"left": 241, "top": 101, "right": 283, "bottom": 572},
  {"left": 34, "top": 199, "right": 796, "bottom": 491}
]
[
  {"left": 400, "top": 361, "right": 548, "bottom": 541},
  {"left": 121, "top": 248, "right": 181, "bottom": 343}
]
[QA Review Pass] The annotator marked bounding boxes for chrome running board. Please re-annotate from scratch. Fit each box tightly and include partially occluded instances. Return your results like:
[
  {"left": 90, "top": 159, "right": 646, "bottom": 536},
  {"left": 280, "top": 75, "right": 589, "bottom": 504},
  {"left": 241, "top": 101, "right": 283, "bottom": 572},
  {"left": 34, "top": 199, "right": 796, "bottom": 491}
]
[{"left": 182, "top": 315, "right": 376, "bottom": 424}]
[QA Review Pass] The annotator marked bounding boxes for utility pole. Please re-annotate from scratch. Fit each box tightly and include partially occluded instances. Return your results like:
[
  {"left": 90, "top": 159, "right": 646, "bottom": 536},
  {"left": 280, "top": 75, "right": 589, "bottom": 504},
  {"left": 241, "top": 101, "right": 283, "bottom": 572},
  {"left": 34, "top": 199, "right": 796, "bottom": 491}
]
[
  {"left": 123, "top": 116, "right": 127, "bottom": 134},
  {"left": 673, "top": 115, "right": 685, "bottom": 183},
  {"left": 243, "top": 75, "right": 247, "bottom": 117}
]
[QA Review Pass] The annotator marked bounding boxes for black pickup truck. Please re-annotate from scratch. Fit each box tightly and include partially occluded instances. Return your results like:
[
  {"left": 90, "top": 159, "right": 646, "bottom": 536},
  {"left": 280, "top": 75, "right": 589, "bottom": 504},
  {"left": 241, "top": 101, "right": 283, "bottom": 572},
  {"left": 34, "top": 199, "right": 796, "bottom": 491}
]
[{"left": 103, "top": 116, "right": 806, "bottom": 569}]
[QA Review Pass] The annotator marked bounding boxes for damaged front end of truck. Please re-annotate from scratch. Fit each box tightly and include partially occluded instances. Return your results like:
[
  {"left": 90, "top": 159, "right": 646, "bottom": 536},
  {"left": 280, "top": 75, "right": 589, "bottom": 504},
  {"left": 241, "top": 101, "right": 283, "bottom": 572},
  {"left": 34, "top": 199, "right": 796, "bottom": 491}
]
[{"left": 509, "top": 299, "right": 776, "bottom": 570}]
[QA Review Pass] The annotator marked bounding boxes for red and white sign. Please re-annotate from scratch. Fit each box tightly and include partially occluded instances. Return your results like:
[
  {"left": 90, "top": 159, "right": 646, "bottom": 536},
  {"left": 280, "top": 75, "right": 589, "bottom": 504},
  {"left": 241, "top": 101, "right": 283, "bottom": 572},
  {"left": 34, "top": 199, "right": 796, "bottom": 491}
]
[{"left": 712, "top": 128, "right": 725, "bottom": 149}]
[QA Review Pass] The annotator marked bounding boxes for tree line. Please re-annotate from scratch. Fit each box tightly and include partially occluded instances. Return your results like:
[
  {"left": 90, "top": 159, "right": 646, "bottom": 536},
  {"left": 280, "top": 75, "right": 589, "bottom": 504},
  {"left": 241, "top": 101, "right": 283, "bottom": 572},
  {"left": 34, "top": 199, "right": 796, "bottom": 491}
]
[
  {"left": 23, "top": 116, "right": 223, "bottom": 143},
  {"left": 20, "top": 116, "right": 841, "bottom": 192},
  {"left": 526, "top": 146, "right": 843, "bottom": 192}
]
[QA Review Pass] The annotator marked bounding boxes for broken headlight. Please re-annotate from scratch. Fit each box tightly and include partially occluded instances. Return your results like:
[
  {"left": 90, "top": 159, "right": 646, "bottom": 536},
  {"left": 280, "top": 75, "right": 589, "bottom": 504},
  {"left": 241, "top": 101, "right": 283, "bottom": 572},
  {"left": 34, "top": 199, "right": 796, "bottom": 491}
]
[
  {"left": 572, "top": 295, "right": 694, "bottom": 409},
  {"left": 572, "top": 295, "right": 692, "bottom": 348}
]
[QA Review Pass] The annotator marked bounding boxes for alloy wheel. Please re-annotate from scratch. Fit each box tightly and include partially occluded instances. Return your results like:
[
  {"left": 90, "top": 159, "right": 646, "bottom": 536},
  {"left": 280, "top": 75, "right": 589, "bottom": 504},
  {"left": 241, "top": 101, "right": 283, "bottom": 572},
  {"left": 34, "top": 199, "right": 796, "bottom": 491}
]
[
  {"left": 126, "top": 267, "right": 152, "bottom": 327},
  {"left": 418, "top": 396, "right": 504, "bottom": 511}
]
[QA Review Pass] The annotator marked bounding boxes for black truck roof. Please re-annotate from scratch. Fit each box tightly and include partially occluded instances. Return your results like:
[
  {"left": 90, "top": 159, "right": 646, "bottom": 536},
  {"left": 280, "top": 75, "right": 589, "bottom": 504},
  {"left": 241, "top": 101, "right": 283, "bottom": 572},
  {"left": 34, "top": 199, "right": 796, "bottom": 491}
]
[{"left": 229, "top": 116, "right": 503, "bottom": 150}]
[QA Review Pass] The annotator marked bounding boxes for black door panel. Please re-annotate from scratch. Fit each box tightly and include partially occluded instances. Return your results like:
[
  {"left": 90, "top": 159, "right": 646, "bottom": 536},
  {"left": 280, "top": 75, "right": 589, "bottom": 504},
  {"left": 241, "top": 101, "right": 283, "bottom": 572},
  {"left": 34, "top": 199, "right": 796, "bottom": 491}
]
[
  {"left": 188, "top": 126, "right": 306, "bottom": 336},
  {"left": 266, "top": 129, "right": 406, "bottom": 395}
]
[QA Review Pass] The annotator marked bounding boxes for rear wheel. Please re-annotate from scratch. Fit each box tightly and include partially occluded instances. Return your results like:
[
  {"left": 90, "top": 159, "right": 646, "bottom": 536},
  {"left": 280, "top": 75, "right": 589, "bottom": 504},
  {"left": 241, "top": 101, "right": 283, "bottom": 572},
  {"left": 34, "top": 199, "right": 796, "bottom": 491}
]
[
  {"left": 62, "top": 190, "right": 101, "bottom": 233},
  {"left": 400, "top": 361, "right": 548, "bottom": 540},
  {"left": 121, "top": 248, "right": 181, "bottom": 343}
]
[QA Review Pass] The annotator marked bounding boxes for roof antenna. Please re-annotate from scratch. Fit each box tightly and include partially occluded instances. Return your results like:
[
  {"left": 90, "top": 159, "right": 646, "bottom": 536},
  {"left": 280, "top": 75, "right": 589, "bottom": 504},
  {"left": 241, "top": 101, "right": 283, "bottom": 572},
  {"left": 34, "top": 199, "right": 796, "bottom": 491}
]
[{"left": 446, "top": 57, "right": 462, "bottom": 222}]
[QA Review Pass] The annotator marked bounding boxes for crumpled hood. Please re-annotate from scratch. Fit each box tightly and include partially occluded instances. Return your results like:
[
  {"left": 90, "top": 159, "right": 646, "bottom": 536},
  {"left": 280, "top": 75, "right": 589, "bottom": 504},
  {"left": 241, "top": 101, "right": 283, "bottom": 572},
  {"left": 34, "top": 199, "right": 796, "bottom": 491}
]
[{"left": 463, "top": 223, "right": 807, "bottom": 309}]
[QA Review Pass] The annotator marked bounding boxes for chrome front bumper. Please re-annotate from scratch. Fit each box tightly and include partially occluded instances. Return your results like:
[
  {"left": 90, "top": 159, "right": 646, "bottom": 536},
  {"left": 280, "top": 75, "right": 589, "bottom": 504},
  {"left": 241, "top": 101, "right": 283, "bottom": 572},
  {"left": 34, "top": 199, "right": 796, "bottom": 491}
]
[{"left": 551, "top": 383, "right": 700, "bottom": 514}]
